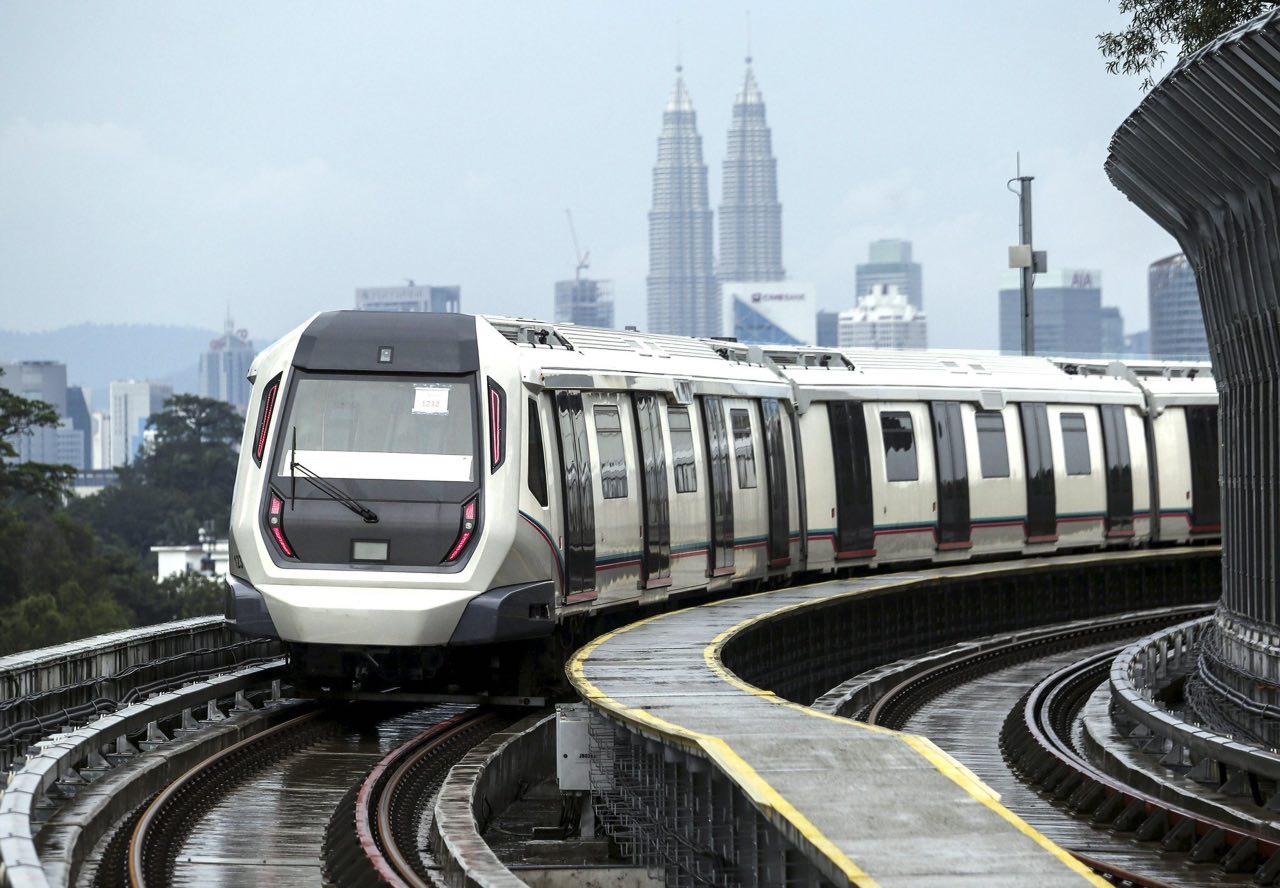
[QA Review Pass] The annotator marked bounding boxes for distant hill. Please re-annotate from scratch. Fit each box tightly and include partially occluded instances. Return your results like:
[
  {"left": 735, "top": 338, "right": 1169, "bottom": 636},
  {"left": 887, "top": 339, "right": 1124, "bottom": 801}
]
[{"left": 0, "top": 323, "right": 224, "bottom": 409}]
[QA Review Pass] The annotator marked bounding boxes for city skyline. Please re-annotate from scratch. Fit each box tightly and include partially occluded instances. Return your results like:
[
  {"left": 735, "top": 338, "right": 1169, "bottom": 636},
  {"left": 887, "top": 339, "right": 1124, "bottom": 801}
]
[{"left": 1, "top": 3, "right": 1183, "bottom": 351}]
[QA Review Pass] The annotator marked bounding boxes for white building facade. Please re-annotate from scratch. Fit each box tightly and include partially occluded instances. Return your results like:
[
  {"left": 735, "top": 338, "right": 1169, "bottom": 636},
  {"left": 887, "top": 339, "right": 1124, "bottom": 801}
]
[
  {"left": 838, "top": 285, "right": 928, "bottom": 350},
  {"left": 109, "top": 380, "right": 173, "bottom": 467}
]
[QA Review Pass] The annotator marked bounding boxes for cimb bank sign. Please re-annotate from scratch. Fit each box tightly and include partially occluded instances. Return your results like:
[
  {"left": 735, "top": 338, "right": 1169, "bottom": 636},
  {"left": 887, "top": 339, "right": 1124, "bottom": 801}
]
[{"left": 722, "top": 281, "right": 817, "bottom": 343}]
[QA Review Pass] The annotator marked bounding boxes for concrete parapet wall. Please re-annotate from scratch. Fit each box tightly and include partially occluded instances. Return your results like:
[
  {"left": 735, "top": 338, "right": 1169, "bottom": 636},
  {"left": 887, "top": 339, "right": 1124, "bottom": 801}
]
[{"left": 1107, "top": 7, "right": 1280, "bottom": 725}]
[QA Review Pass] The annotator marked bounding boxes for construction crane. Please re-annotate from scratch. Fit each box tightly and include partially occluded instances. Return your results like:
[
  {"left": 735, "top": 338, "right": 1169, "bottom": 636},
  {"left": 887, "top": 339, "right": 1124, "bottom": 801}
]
[{"left": 565, "top": 209, "right": 590, "bottom": 281}]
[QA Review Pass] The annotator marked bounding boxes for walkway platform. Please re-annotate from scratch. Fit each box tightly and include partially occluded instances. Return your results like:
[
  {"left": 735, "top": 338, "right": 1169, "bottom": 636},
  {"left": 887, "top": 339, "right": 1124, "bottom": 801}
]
[{"left": 569, "top": 560, "right": 1111, "bottom": 887}]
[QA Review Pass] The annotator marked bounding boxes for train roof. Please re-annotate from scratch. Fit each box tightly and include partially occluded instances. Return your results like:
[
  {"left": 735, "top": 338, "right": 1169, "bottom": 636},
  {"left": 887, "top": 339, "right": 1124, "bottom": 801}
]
[{"left": 485, "top": 316, "right": 1214, "bottom": 412}]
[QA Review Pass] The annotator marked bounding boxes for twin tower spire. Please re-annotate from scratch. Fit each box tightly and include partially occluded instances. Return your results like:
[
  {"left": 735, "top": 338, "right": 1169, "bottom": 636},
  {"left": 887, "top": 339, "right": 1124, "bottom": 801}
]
[{"left": 647, "top": 60, "right": 784, "bottom": 338}]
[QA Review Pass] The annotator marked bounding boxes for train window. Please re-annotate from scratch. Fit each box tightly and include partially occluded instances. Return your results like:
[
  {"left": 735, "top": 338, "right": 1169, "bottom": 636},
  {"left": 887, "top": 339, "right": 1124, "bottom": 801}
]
[
  {"left": 669, "top": 407, "right": 697, "bottom": 493},
  {"left": 594, "top": 406, "right": 628, "bottom": 499},
  {"left": 881, "top": 412, "right": 918, "bottom": 482},
  {"left": 730, "top": 408, "right": 758, "bottom": 489},
  {"left": 527, "top": 398, "right": 548, "bottom": 507},
  {"left": 1061, "top": 413, "right": 1091, "bottom": 475},
  {"left": 975, "top": 411, "right": 1009, "bottom": 478}
]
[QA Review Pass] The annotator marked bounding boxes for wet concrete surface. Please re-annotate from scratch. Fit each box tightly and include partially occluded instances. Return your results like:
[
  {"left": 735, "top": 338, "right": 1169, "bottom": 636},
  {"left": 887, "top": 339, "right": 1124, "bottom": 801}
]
[
  {"left": 140, "top": 704, "right": 469, "bottom": 888},
  {"left": 904, "top": 640, "right": 1254, "bottom": 886}
]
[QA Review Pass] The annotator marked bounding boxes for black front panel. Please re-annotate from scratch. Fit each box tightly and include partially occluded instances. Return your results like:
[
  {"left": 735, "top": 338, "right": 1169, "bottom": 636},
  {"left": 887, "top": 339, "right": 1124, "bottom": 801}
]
[
  {"left": 828, "top": 401, "right": 874, "bottom": 555},
  {"left": 1100, "top": 405, "right": 1134, "bottom": 535},
  {"left": 633, "top": 394, "right": 671, "bottom": 583},
  {"left": 931, "top": 401, "right": 971, "bottom": 546},
  {"left": 760, "top": 399, "right": 791, "bottom": 564},
  {"left": 701, "top": 396, "right": 735, "bottom": 574},
  {"left": 1186, "top": 405, "right": 1221, "bottom": 530},
  {"left": 555, "top": 391, "right": 596, "bottom": 597},
  {"left": 266, "top": 371, "right": 480, "bottom": 568},
  {"left": 1020, "top": 402, "right": 1056, "bottom": 540},
  {"left": 294, "top": 311, "right": 479, "bottom": 374}
]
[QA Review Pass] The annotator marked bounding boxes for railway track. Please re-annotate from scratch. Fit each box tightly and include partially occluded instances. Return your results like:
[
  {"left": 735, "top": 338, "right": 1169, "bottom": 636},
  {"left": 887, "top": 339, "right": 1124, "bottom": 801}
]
[
  {"left": 323, "top": 707, "right": 511, "bottom": 887},
  {"left": 862, "top": 604, "right": 1211, "bottom": 730},
  {"left": 1002, "top": 649, "right": 1280, "bottom": 885},
  {"left": 860, "top": 603, "right": 1262, "bottom": 886},
  {"left": 102, "top": 702, "right": 506, "bottom": 888}
]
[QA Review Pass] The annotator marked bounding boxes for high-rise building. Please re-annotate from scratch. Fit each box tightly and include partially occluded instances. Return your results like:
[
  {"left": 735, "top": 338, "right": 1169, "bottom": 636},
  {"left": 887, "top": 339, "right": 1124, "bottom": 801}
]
[
  {"left": 856, "top": 240, "right": 924, "bottom": 310},
  {"left": 999, "top": 269, "right": 1104, "bottom": 356},
  {"left": 722, "top": 282, "right": 815, "bottom": 345},
  {"left": 199, "top": 313, "right": 255, "bottom": 413},
  {"left": 647, "top": 68, "right": 718, "bottom": 338},
  {"left": 1148, "top": 253, "right": 1209, "bottom": 359},
  {"left": 718, "top": 59, "right": 783, "bottom": 283},
  {"left": 838, "top": 285, "right": 928, "bottom": 350},
  {"left": 109, "top": 380, "right": 172, "bottom": 467},
  {"left": 1101, "top": 306, "right": 1125, "bottom": 356},
  {"left": 65, "top": 385, "right": 92, "bottom": 470},
  {"left": 0, "top": 360, "right": 67, "bottom": 415},
  {"left": 815, "top": 310, "right": 839, "bottom": 348},
  {"left": 0, "top": 361, "right": 84, "bottom": 470},
  {"left": 355, "top": 283, "right": 461, "bottom": 314},
  {"left": 555, "top": 279, "right": 615, "bottom": 328}
]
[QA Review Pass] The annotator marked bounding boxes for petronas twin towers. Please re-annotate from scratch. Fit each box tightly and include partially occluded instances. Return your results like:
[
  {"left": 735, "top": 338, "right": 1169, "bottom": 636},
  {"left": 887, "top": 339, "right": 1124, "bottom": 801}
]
[{"left": 647, "top": 60, "right": 784, "bottom": 338}]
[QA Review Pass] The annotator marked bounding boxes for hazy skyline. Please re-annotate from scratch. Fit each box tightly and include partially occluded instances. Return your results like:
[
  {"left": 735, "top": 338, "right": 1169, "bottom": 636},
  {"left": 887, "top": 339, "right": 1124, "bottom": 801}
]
[{"left": 1, "top": 2, "right": 1180, "bottom": 350}]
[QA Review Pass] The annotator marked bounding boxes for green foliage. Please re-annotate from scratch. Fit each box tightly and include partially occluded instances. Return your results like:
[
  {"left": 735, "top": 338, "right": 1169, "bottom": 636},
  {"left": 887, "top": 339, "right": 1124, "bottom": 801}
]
[
  {"left": 71, "top": 394, "right": 242, "bottom": 557},
  {"left": 0, "top": 369, "right": 76, "bottom": 502},
  {"left": 0, "top": 392, "right": 243, "bottom": 656},
  {"left": 156, "top": 571, "right": 225, "bottom": 621},
  {"left": 1100, "top": 0, "right": 1277, "bottom": 89}
]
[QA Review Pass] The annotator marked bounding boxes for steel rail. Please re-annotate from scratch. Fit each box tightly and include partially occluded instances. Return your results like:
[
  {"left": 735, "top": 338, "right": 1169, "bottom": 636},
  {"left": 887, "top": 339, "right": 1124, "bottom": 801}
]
[
  {"left": 346, "top": 708, "right": 505, "bottom": 887},
  {"left": 125, "top": 708, "right": 325, "bottom": 888},
  {"left": 1003, "top": 649, "right": 1280, "bottom": 884},
  {"left": 864, "top": 605, "right": 1211, "bottom": 730}
]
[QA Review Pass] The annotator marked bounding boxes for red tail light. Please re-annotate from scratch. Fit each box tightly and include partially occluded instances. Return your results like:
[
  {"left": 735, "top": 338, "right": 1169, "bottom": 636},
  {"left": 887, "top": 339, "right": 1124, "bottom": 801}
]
[
  {"left": 268, "top": 494, "right": 295, "bottom": 557},
  {"left": 254, "top": 378, "right": 280, "bottom": 465},
  {"left": 443, "top": 497, "right": 479, "bottom": 563}
]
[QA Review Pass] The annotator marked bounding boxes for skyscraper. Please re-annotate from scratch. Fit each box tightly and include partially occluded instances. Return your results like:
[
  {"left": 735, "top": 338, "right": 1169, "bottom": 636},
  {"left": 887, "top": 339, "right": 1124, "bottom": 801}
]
[
  {"left": 718, "top": 59, "right": 783, "bottom": 283},
  {"left": 647, "top": 68, "right": 718, "bottom": 338},
  {"left": 1148, "top": 253, "right": 1209, "bottom": 359},
  {"left": 555, "top": 278, "right": 615, "bottom": 328},
  {"left": 856, "top": 239, "right": 924, "bottom": 309},
  {"left": 998, "top": 269, "right": 1103, "bottom": 356},
  {"left": 199, "top": 312, "right": 255, "bottom": 413}
]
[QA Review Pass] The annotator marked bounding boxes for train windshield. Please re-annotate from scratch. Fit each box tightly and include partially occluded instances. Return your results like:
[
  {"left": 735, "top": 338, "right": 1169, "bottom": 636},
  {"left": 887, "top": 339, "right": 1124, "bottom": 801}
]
[{"left": 275, "top": 373, "right": 476, "bottom": 482}]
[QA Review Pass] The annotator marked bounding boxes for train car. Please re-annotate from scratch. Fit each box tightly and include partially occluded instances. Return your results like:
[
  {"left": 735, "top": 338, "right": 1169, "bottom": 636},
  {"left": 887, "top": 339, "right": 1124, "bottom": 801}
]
[{"left": 224, "top": 311, "right": 1218, "bottom": 691}]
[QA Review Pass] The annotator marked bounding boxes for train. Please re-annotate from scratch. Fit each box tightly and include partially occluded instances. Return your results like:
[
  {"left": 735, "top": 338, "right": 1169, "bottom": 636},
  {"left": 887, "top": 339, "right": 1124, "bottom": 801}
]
[{"left": 224, "top": 310, "right": 1220, "bottom": 692}]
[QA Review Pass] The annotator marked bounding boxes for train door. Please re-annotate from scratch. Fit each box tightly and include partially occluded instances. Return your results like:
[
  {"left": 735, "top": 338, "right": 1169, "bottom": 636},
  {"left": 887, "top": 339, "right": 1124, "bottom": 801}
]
[
  {"left": 665, "top": 403, "right": 706, "bottom": 589},
  {"left": 632, "top": 393, "right": 672, "bottom": 588},
  {"left": 700, "top": 396, "right": 735, "bottom": 577},
  {"left": 760, "top": 399, "right": 791, "bottom": 567},
  {"left": 554, "top": 391, "right": 596, "bottom": 601},
  {"left": 930, "top": 401, "right": 971, "bottom": 549},
  {"left": 1186, "top": 405, "right": 1221, "bottom": 531},
  {"left": 827, "top": 400, "right": 875, "bottom": 557},
  {"left": 1100, "top": 404, "right": 1135, "bottom": 538},
  {"left": 728, "top": 400, "right": 767, "bottom": 575},
  {"left": 1019, "top": 402, "right": 1056, "bottom": 542}
]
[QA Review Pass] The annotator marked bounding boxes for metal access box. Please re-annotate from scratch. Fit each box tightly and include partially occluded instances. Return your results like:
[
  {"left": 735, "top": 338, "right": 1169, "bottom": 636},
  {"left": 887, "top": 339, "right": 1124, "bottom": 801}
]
[{"left": 556, "top": 703, "right": 591, "bottom": 792}]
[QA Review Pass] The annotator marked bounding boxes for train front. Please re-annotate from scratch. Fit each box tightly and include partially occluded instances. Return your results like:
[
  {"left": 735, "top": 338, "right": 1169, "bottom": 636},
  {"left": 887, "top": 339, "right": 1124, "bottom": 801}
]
[{"left": 225, "top": 310, "right": 553, "bottom": 690}]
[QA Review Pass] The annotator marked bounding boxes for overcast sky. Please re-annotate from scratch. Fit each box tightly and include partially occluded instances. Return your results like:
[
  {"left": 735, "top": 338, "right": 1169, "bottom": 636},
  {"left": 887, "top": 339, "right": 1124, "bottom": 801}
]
[{"left": 0, "top": 2, "right": 1179, "bottom": 351}]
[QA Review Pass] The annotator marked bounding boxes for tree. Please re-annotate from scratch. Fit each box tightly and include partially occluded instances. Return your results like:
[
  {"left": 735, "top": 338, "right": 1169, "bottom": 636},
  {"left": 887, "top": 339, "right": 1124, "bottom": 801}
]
[
  {"left": 0, "top": 369, "right": 76, "bottom": 502},
  {"left": 1100, "top": 0, "right": 1277, "bottom": 89},
  {"left": 70, "top": 394, "right": 243, "bottom": 556}
]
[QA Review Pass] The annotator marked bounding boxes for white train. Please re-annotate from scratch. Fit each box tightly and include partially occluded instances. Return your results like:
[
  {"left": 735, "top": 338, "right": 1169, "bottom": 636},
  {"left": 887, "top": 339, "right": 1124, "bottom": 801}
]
[{"left": 225, "top": 311, "right": 1219, "bottom": 689}]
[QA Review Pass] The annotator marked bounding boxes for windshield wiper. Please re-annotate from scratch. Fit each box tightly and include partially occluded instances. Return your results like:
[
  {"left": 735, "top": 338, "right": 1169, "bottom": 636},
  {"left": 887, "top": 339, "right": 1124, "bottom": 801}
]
[{"left": 290, "top": 458, "right": 379, "bottom": 524}]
